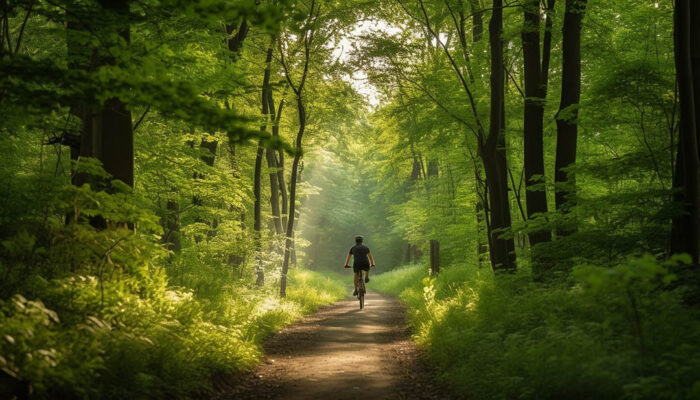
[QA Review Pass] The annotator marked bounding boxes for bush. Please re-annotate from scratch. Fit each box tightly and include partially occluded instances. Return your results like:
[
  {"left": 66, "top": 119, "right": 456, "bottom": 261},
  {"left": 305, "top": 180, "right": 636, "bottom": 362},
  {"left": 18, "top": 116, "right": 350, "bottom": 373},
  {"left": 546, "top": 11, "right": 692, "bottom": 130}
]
[
  {"left": 373, "top": 258, "right": 700, "bottom": 400},
  {"left": 0, "top": 158, "right": 347, "bottom": 399},
  {"left": 0, "top": 268, "right": 345, "bottom": 399}
]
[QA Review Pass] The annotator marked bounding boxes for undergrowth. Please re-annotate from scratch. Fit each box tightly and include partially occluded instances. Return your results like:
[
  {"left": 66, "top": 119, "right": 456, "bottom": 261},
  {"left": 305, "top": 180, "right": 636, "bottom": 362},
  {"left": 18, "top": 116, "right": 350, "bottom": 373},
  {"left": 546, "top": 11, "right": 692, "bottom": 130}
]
[
  {"left": 0, "top": 155, "right": 346, "bottom": 399},
  {"left": 373, "top": 259, "right": 700, "bottom": 400},
  {"left": 0, "top": 268, "right": 344, "bottom": 399}
]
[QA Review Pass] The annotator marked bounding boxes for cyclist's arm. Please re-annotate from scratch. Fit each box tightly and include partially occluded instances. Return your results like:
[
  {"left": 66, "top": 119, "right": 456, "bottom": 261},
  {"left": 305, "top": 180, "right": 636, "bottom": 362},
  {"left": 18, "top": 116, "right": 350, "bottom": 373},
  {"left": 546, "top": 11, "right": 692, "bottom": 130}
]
[
  {"left": 368, "top": 253, "right": 375, "bottom": 267},
  {"left": 344, "top": 253, "right": 352, "bottom": 267}
]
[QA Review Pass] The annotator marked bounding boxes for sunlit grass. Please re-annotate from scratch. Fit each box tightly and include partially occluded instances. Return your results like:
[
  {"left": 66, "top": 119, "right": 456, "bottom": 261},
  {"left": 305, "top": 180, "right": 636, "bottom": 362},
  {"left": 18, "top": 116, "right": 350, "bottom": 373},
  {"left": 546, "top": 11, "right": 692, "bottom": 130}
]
[{"left": 286, "top": 269, "right": 346, "bottom": 313}]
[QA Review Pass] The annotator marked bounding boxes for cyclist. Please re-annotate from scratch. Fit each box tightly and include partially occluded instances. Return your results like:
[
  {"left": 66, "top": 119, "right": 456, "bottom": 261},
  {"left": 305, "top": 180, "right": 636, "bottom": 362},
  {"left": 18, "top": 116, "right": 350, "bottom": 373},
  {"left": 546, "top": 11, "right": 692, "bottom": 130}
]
[{"left": 344, "top": 235, "right": 375, "bottom": 296}]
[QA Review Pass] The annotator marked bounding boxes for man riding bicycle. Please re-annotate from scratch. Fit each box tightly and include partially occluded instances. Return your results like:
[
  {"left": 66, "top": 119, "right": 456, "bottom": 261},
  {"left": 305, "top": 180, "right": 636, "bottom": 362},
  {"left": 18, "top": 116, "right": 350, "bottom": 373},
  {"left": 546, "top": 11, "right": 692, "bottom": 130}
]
[{"left": 344, "top": 235, "right": 375, "bottom": 296}]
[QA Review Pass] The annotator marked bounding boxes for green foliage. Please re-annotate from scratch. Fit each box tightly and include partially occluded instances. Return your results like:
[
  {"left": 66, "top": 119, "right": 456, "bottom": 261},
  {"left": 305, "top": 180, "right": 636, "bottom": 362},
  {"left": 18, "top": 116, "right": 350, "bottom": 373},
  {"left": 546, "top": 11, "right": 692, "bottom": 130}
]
[
  {"left": 0, "top": 0, "right": 695, "bottom": 398},
  {"left": 374, "top": 259, "right": 700, "bottom": 400},
  {"left": 0, "top": 262, "right": 344, "bottom": 399}
]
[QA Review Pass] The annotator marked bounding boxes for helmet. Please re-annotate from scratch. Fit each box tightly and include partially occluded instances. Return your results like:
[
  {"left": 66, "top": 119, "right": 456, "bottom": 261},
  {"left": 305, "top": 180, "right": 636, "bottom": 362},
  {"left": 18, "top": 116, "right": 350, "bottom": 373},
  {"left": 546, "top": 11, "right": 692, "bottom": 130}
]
[{"left": 354, "top": 235, "right": 363, "bottom": 243}]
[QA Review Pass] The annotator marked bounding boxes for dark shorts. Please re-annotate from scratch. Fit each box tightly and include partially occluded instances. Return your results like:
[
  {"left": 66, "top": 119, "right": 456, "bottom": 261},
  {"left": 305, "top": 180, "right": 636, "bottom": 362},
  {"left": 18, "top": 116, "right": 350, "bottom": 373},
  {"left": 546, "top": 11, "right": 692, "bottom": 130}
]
[{"left": 353, "top": 265, "right": 370, "bottom": 273}]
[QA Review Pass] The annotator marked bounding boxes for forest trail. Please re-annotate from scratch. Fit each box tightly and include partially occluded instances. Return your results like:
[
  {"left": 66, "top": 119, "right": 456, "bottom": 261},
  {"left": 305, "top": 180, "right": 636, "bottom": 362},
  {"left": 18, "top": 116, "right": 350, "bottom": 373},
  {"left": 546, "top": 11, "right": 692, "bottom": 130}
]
[{"left": 216, "top": 292, "right": 450, "bottom": 400}]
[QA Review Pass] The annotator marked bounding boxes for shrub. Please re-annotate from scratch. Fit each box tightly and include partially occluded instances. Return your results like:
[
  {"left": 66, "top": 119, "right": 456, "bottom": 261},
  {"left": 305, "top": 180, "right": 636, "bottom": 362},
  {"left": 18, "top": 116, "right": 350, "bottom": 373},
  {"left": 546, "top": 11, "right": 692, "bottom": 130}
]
[{"left": 373, "top": 258, "right": 700, "bottom": 400}]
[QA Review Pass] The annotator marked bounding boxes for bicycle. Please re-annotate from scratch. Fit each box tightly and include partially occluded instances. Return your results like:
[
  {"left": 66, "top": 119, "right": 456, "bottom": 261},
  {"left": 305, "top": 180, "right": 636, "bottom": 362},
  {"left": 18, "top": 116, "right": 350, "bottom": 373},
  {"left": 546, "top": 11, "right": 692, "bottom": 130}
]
[
  {"left": 357, "top": 269, "right": 367, "bottom": 310},
  {"left": 344, "top": 265, "right": 370, "bottom": 310}
]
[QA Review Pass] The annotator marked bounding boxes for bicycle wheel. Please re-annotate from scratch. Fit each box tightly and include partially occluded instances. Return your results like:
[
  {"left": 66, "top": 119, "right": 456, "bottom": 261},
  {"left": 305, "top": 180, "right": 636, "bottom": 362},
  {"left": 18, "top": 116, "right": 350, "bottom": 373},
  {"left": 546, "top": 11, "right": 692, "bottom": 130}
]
[{"left": 358, "top": 271, "right": 366, "bottom": 309}]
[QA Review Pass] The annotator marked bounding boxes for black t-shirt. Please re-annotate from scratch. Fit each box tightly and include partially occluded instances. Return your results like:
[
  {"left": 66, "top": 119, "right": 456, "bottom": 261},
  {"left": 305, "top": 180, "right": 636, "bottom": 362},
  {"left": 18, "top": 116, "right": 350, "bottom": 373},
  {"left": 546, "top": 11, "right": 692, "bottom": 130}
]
[{"left": 349, "top": 244, "right": 371, "bottom": 267}]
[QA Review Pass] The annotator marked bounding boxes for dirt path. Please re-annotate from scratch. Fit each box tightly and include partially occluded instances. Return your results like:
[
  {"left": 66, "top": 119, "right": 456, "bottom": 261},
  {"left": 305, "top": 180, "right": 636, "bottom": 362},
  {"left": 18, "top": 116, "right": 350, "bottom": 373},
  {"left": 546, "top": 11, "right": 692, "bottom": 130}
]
[{"left": 214, "top": 292, "right": 451, "bottom": 400}]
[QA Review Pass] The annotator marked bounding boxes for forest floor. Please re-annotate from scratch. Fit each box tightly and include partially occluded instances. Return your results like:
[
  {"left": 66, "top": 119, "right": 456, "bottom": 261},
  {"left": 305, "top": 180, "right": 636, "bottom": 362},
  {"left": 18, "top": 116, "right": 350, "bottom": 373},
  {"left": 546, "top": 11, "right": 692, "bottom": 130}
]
[{"left": 213, "top": 292, "right": 452, "bottom": 400}]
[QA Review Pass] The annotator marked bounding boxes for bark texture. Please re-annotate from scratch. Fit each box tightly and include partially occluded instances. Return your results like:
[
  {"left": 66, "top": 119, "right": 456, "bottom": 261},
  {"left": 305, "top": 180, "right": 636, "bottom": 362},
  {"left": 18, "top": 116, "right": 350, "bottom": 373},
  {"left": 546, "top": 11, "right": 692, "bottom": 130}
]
[{"left": 554, "top": 0, "right": 587, "bottom": 236}]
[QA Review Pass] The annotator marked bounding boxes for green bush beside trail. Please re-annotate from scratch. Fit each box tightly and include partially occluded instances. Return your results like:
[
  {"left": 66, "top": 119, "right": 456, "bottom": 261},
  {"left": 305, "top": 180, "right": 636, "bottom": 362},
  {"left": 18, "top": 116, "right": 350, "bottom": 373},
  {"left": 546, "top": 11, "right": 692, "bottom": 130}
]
[
  {"left": 373, "top": 259, "right": 700, "bottom": 400},
  {"left": 0, "top": 269, "right": 344, "bottom": 399}
]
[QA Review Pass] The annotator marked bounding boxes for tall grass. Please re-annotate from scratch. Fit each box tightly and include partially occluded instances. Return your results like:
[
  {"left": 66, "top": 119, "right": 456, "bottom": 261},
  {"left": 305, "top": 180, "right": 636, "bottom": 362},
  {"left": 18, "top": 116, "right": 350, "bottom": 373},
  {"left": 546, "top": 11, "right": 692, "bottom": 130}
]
[{"left": 373, "top": 259, "right": 700, "bottom": 399}]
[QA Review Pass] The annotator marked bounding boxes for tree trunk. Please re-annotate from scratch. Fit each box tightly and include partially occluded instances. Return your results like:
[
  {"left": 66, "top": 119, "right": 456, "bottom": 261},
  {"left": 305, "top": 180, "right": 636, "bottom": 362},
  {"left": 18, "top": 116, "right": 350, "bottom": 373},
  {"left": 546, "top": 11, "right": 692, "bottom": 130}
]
[
  {"left": 670, "top": 0, "right": 700, "bottom": 263},
  {"left": 522, "top": 0, "right": 551, "bottom": 247},
  {"left": 541, "top": 0, "right": 556, "bottom": 90},
  {"left": 291, "top": 167, "right": 304, "bottom": 268},
  {"left": 226, "top": 19, "right": 249, "bottom": 58},
  {"left": 277, "top": 154, "right": 289, "bottom": 230},
  {"left": 692, "top": 1, "right": 700, "bottom": 158},
  {"left": 429, "top": 239, "right": 440, "bottom": 275},
  {"left": 72, "top": 1, "right": 133, "bottom": 231},
  {"left": 426, "top": 158, "right": 440, "bottom": 268},
  {"left": 264, "top": 45, "right": 283, "bottom": 235},
  {"left": 483, "top": 0, "right": 516, "bottom": 271},
  {"left": 191, "top": 137, "right": 218, "bottom": 239},
  {"left": 269, "top": 91, "right": 289, "bottom": 231},
  {"left": 469, "top": 0, "right": 483, "bottom": 43},
  {"left": 554, "top": 0, "right": 587, "bottom": 236},
  {"left": 253, "top": 43, "right": 274, "bottom": 286},
  {"left": 280, "top": 0, "right": 317, "bottom": 297},
  {"left": 403, "top": 244, "right": 412, "bottom": 263},
  {"left": 468, "top": 0, "right": 490, "bottom": 266},
  {"left": 266, "top": 148, "right": 282, "bottom": 234},
  {"left": 163, "top": 199, "right": 181, "bottom": 253},
  {"left": 96, "top": 1, "right": 133, "bottom": 190},
  {"left": 280, "top": 96, "right": 306, "bottom": 297},
  {"left": 291, "top": 229, "right": 298, "bottom": 267},
  {"left": 227, "top": 141, "right": 246, "bottom": 266},
  {"left": 474, "top": 165, "right": 489, "bottom": 265},
  {"left": 253, "top": 143, "right": 264, "bottom": 285}
]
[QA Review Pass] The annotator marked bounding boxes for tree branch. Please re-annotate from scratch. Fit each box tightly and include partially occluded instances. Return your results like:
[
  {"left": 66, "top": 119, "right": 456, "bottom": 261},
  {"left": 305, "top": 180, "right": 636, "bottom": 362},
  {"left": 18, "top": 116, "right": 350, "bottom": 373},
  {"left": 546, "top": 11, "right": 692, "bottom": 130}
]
[
  {"left": 133, "top": 105, "right": 150, "bottom": 132},
  {"left": 13, "top": 0, "right": 34, "bottom": 54}
]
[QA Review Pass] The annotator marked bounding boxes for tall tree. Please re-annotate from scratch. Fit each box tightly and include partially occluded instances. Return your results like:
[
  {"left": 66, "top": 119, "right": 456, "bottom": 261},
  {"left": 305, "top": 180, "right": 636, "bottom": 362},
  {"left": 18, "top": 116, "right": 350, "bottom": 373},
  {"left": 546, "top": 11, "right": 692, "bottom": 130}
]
[
  {"left": 395, "top": 0, "right": 517, "bottom": 271},
  {"left": 265, "top": 45, "right": 284, "bottom": 235},
  {"left": 484, "top": 0, "right": 516, "bottom": 270},
  {"left": 270, "top": 89, "right": 289, "bottom": 230},
  {"left": 467, "top": 0, "right": 489, "bottom": 266},
  {"left": 521, "top": 0, "right": 554, "bottom": 251},
  {"left": 554, "top": 0, "right": 587, "bottom": 235},
  {"left": 95, "top": 0, "right": 134, "bottom": 190},
  {"left": 670, "top": 0, "right": 699, "bottom": 263},
  {"left": 73, "top": 0, "right": 134, "bottom": 219},
  {"left": 279, "top": 0, "right": 319, "bottom": 298},
  {"left": 253, "top": 41, "right": 274, "bottom": 285}
]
